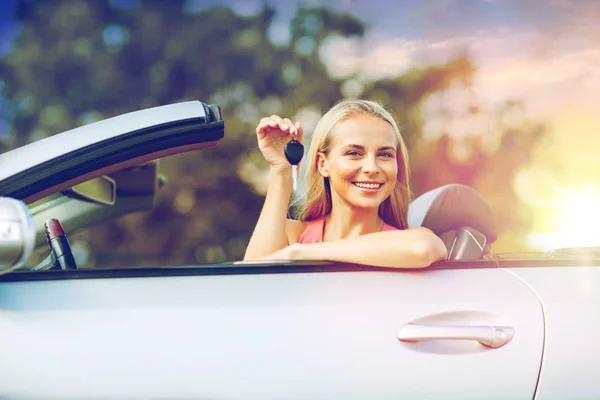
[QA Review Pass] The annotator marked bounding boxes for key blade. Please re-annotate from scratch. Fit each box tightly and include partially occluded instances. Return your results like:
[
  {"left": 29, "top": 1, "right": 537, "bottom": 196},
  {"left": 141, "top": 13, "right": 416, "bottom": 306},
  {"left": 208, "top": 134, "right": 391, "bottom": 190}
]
[{"left": 292, "top": 165, "right": 298, "bottom": 191}]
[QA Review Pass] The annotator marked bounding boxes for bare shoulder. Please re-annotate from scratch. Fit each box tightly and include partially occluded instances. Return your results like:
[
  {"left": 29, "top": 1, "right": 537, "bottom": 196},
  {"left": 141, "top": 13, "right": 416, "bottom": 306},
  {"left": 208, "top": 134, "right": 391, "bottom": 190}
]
[{"left": 286, "top": 219, "right": 309, "bottom": 244}]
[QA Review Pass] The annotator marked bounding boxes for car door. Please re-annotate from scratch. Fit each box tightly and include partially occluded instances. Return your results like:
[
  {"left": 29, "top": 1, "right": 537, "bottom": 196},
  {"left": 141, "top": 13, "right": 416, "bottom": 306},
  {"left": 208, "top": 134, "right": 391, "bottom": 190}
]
[
  {"left": 505, "top": 263, "right": 600, "bottom": 400},
  {"left": 0, "top": 264, "right": 544, "bottom": 399}
]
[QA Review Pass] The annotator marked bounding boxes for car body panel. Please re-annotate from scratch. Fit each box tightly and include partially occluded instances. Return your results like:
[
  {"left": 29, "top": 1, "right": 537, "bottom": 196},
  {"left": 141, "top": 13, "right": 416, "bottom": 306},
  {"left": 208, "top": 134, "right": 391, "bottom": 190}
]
[
  {"left": 0, "top": 267, "right": 543, "bottom": 399},
  {"left": 505, "top": 266, "right": 600, "bottom": 400}
]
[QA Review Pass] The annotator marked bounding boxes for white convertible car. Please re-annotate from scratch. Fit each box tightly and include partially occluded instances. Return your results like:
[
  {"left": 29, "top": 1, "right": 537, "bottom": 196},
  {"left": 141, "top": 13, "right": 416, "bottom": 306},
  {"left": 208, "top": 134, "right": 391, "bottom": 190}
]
[{"left": 0, "top": 101, "right": 598, "bottom": 399}]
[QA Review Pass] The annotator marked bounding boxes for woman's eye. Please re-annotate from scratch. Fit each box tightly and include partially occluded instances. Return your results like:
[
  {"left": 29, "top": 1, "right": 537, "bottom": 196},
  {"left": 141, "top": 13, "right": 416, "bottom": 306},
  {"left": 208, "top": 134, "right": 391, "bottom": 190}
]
[
  {"left": 379, "top": 152, "right": 394, "bottom": 158},
  {"left": 346, "top": 151, "right": 361, "bottom": 156}
]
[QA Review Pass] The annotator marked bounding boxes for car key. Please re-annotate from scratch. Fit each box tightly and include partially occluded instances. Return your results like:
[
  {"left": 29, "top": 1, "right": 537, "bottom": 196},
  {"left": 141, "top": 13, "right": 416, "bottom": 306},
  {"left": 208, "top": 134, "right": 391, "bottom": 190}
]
[{"left": 284, "top": 139, "right": 304, "bottom": 191}]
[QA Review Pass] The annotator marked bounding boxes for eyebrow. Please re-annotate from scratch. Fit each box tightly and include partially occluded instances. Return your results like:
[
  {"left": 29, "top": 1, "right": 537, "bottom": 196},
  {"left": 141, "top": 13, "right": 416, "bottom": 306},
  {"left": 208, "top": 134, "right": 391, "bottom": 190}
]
[{"left": 343, "top": 144, "right": 397, "bottom": 151}]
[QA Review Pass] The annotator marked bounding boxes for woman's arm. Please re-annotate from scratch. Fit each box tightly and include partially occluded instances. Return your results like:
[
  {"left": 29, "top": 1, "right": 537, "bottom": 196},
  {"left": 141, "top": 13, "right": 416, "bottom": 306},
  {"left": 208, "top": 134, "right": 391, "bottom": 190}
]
[
  {"left": 243, "top": 116, "right": 303, "bottom": 260},
  {"left": 243, "top": 168, "right": 293, "bottom": 260},
  {"left": 263, "top": 227, "right": 448, "bottom": 268}
]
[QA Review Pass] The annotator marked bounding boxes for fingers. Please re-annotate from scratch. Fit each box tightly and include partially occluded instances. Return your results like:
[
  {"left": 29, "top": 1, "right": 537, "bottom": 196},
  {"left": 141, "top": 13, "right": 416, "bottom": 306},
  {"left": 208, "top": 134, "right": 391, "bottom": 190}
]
[
  {"left": 256, "top": 117, "right": 274, "bottom": 135},
  {"left": 256, "top": 116, "right": 285, "bottom": 135},
  {"left": 268, "top": 115, "right": 285, "bottom": 131},
  {"left": 256, "top": 115, "right": 301, "bottom": 137},
  {"left": 295, "top": 121, "right": 303, "bottom": 142}
]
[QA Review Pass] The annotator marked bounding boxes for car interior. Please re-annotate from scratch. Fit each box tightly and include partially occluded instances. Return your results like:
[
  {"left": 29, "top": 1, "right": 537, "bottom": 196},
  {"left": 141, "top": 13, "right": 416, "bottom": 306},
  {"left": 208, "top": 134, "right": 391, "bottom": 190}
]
[{"left": 408, "top": 184, "right": 497, "bottom": 260}]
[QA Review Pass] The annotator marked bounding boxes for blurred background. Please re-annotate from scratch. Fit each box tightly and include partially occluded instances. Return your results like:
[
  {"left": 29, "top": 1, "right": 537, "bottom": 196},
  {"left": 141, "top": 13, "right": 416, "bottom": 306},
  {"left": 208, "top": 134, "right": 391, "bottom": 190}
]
[{"left": 1, "top": 0, "right": 599, "bottom": 267}]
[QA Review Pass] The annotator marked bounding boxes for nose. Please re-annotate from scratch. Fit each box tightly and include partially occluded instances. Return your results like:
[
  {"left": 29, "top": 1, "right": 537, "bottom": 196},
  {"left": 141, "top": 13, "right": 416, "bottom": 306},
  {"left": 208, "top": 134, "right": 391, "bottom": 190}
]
[{"left": 361, "top": 155, "right": 380, "bottom": 174}]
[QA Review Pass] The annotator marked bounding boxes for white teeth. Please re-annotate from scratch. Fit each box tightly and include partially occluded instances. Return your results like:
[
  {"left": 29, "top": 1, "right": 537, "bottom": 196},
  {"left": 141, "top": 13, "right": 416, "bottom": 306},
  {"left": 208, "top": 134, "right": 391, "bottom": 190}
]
[{"left": 354, "top": 183, "right": 381, "bottom": 189}]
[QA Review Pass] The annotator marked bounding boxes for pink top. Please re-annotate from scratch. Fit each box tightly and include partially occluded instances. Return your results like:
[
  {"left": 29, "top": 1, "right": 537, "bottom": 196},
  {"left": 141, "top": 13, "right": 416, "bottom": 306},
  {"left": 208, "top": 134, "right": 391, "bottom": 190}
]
[{"left": 297, "top": 217, "right": 398, "bottom": 244}]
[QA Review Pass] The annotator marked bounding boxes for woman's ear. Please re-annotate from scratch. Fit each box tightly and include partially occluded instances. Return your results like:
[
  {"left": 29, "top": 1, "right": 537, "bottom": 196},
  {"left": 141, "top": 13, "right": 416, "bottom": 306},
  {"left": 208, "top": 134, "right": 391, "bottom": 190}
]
[{"left": 317, "top": 152, "right": 329, "bottom": 178}]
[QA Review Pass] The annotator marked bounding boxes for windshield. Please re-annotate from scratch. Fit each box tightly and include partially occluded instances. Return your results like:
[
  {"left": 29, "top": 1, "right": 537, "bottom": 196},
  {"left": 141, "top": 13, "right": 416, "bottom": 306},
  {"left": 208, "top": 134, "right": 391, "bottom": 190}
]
[{"left": 1, "top": 1, "right": 599, "bottom": 267}]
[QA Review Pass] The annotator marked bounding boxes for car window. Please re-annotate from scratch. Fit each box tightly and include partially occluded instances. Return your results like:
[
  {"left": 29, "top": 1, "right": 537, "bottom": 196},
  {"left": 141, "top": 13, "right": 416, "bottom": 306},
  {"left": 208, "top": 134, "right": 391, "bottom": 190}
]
[{"left": 24, "top": 152, "right": 257, "bottom": 270}]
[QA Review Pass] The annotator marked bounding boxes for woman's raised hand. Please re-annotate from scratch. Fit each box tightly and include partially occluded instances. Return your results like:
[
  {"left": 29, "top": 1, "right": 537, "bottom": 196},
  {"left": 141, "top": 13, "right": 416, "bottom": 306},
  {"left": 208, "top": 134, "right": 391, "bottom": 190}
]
[{"left": 256, "top": 115, "right": 303, "bottom": 172}]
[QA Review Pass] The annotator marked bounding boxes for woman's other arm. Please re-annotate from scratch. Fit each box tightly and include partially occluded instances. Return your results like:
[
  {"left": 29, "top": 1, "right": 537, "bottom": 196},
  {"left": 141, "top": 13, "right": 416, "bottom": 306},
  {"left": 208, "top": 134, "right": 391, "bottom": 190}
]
[{"left": 263, "top": 227, "right": 448, "bottom": 268}]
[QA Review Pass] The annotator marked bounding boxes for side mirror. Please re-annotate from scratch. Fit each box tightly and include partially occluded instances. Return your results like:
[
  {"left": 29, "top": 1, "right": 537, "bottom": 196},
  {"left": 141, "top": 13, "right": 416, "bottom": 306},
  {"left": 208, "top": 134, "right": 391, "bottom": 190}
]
[{"left": 0, "top": 197, "right": 35, "bottom": 274}]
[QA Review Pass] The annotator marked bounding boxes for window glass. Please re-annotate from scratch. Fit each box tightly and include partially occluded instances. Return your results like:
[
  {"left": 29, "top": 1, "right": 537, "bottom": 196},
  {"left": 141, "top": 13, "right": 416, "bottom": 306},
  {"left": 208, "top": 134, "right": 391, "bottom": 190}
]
[{"left": 23, "top": 152, "right": 259, "bottom": 270}]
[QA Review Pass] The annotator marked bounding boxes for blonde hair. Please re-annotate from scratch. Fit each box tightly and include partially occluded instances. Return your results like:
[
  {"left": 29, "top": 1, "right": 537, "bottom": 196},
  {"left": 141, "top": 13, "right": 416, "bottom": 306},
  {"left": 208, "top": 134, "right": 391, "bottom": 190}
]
[{"left": 292, "top": 99, "right": 411, "bottom": 229}]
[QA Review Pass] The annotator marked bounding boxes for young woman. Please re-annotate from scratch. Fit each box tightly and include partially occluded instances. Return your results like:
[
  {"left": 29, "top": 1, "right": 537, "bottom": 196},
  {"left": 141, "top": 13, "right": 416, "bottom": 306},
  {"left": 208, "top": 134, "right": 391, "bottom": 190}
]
[{"left": 243, "top": 99, "right": 447, "bottom": 268}]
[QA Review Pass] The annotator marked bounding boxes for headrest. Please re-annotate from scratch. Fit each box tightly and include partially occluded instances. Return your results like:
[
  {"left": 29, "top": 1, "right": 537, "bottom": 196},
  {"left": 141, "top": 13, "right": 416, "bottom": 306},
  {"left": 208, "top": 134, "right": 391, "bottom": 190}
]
[{"left": 408, "top": 184, "right": 497, "bottom": 243}]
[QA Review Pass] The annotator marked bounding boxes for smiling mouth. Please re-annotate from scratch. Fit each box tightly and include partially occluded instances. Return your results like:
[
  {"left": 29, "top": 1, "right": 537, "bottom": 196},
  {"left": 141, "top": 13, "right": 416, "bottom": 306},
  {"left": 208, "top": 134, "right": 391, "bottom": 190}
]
[{"left": 353, "top": 182, "right": 383, "bottom": 189}]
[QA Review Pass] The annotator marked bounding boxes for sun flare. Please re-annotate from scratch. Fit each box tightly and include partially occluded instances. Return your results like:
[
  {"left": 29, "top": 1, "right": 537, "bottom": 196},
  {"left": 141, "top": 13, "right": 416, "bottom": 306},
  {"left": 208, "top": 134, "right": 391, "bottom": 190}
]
[
  {"left": 529, "top": 187, "right": 600, "bottom": 250},
  {"left": 560, "top": 188, "right": 600, "bottom": 235}
]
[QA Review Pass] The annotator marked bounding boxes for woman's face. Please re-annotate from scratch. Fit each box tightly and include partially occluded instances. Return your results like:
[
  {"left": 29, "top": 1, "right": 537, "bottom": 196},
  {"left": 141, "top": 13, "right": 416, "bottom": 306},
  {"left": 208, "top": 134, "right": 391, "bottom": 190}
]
[{"left": 318, "top": 114, "right": 399, "bottom": 211}]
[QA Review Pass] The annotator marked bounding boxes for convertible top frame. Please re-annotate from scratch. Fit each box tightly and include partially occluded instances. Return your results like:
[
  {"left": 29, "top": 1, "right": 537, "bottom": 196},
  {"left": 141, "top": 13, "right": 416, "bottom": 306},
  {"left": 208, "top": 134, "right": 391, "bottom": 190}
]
[{"left": 0, "top": 101, "right": 224, "bottom": 203}]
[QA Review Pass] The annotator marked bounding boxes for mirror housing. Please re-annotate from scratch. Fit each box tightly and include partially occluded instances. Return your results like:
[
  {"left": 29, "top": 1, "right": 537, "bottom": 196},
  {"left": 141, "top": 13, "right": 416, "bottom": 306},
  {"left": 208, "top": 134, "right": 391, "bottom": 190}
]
[{"left": 0, "top": 197, "right": 35, "bottom": 274}]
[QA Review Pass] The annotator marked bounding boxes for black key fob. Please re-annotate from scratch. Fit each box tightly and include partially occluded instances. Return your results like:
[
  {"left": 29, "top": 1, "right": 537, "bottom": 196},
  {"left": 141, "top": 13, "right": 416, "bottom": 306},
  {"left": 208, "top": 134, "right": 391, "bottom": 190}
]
[{"left": 284, "top": 139, "right": 304, "bottom": 166}]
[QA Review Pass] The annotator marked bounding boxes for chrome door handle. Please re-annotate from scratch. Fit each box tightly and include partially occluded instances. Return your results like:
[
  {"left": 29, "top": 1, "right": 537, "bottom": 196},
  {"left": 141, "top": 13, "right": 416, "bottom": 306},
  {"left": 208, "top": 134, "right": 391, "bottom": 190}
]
[{"left": 398, "top": 323, "right": 515, "bottom": 348}]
